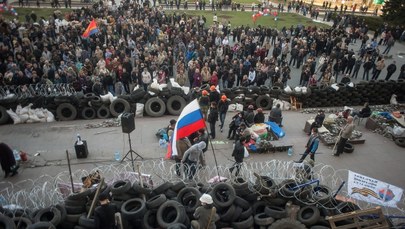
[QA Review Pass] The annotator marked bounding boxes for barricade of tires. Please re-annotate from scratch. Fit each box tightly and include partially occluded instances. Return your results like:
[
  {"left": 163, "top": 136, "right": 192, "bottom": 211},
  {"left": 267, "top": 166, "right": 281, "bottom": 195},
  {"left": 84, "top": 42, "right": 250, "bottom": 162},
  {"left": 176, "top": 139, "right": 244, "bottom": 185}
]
[
  {"left": 0, "top": 177, "right": 397, "bottom": 229},
  {"left": 1, "top": 80, "right": 404, "bottom": 124},
  {"left": 296, "top": 80, "right": 405, "bottom": 108}
]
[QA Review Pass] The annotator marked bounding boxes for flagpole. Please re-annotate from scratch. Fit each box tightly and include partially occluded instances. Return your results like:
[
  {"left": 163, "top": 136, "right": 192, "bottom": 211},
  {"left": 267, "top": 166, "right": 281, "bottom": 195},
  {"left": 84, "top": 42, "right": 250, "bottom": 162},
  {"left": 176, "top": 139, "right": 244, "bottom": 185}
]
[
  {"left": 199, "top": 107, "right": 221, "bottom": 181},
  {"left": 204, "top": 125, "right": 221, "bottom": 181}
]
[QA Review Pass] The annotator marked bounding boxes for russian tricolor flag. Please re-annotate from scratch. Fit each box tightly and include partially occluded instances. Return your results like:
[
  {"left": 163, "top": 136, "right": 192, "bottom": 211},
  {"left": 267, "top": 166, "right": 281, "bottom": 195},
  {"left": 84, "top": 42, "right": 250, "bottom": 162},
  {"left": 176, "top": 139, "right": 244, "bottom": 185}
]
[
  {"left": 169, "top": 99, "right": 206, "bottom": 157},
  {"left": 82, "top": 19, "right": 99, "bottom": 38}
]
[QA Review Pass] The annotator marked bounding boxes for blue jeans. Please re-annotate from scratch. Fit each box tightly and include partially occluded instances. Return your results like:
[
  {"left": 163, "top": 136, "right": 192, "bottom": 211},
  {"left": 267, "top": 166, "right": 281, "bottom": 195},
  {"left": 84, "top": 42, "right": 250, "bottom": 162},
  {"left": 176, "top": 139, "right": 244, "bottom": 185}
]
[
  {"left": 107, "top": 85, "right": 115, "bottom": 96},
  {"left": 219, "top": 112, "right": 226, "bottom": 129}
]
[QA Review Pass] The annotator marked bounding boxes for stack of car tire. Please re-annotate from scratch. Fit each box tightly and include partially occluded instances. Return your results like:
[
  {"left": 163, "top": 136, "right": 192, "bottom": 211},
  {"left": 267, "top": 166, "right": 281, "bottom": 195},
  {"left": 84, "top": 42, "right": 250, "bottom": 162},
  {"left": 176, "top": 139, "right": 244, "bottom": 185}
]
[
  {"left": 0, "top": 80, "right": 404, "bottom": 125},
  {"left": 0, "top": 175, "right": 398, "bottom": 228},
  {"left": 298, "top": 80, "right": 405, "bottom": 108}
]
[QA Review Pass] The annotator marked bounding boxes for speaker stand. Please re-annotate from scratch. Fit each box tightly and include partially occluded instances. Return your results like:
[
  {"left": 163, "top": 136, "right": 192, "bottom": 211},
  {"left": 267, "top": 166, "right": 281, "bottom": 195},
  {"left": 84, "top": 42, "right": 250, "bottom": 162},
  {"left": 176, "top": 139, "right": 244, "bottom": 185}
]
[{"left": 121, "top": 133, "right": 143, "bottom": 171}]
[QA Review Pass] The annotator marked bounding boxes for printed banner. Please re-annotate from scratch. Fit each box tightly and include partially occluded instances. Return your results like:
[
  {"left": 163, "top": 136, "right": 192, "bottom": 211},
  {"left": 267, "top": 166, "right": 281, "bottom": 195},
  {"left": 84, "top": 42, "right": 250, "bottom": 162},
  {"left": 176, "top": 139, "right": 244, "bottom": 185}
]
[{"left": 348, "top": 171, "right": 403, "bottom": 208}]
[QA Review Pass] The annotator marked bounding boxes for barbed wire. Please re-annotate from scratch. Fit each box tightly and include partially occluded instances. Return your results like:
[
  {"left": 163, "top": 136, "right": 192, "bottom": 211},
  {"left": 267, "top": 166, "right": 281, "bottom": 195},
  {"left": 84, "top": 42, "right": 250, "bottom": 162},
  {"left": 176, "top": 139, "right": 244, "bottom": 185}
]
[{"left": 1, "top": 159, "right": 404, "bottom": 221}]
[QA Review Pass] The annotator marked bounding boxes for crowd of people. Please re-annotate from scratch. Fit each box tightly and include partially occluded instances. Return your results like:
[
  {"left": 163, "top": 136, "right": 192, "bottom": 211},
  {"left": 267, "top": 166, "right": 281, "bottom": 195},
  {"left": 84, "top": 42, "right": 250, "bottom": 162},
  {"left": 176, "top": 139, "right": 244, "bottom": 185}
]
[{"left": 0, "top": 0, "right": 404, "bottom": 99}]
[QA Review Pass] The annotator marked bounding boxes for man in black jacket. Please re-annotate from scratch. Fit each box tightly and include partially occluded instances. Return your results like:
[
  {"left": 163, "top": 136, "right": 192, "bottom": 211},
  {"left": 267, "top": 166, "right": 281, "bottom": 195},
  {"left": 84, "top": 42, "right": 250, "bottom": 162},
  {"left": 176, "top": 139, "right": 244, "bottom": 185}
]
[
  {"left": 218, "top": 95, "right": 229, "bottom": 132},
  {"left": 229, "top": 136, "right": 246, "bottom": 176},
  {"left": 385, "top": 61, "right": 397, "bottom": 81},
  {"left": 362, "top": 59, "right": 373, "bottom": 81},
  {"left": 94, "top": 193, "right": 119, "bottom": 229}
]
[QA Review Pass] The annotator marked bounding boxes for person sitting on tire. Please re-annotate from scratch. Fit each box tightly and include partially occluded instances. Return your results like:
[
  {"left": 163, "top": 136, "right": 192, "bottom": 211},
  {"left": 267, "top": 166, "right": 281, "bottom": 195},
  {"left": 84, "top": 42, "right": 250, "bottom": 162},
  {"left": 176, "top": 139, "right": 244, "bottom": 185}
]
[
  {"left": 308, "top": 110, "right": 325, "bottom": 135},
  {"left": 94, "top": 192, "right": 119, "bottom": 229},
  {"left": 269, "top": 103, "right": 283, "bottom": 127},
  {"left": 352, "top": 102, "right": 371, "bottom": 121},
  {"left": 243, "top": 105, "right": 255, "bottom": 127},
  {"left": 191, "top": 194, "right": 219, "bottom": 229},
  {"left": 254, "top": 108, "right": 265, "bottom": 124}
]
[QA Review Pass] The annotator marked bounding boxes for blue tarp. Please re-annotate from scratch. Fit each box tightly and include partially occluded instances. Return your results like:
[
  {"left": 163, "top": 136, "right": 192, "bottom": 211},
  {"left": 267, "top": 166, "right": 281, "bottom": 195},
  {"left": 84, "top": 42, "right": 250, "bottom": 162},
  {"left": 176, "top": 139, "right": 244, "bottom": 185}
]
[{"left": 265, "top": 121, "right": 285, "bottom": 138}]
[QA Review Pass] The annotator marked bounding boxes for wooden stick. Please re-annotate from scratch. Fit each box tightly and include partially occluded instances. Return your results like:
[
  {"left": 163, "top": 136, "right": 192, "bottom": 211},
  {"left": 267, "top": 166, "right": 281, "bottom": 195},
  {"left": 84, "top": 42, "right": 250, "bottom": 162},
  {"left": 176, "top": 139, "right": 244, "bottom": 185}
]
[
  {"left": 66, "top": 150, "right": 75, "bottom": 194},
  {"left": 87, "top": 178, "right": 105, "bottom": 219},
  {"left": 137, "top": 163, "right": 146, "bottom": 202}
]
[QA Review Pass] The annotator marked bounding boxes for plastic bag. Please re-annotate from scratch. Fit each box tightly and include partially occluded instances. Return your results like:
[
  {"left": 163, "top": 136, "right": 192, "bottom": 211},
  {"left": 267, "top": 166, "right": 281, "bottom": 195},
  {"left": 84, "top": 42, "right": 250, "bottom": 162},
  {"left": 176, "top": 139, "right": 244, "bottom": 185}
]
[
  {"left": 6, "top": 109, "right": 21, "bottom": 124},
  {"left": 159, "top": 138, "right": 168, "bottom": 148},
  {"left": 101, "top": 92, "right": 113, "bottom": 103},
  {"left": 244, "top": 147, "right": 249, "bottom": 158},
  {"left": 284, "top": 85, "right": 292, "bottom": 93},
  {"left": 136, "top": 103, "right": 144, "bottom": 118}
]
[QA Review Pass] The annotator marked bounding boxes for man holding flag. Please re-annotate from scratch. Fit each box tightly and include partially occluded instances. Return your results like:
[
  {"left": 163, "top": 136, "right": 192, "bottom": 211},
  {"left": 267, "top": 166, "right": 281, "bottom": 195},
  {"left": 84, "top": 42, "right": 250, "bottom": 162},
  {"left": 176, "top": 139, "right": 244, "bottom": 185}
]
[
  {"left": 170, "top": 99, "right": 206, "bottom": 159},
  {"left": 167, "top": 99, "right": 221, "bottom": 179},
  {"left": 82, "top": 19, "right": 99, "bottom": 38}
]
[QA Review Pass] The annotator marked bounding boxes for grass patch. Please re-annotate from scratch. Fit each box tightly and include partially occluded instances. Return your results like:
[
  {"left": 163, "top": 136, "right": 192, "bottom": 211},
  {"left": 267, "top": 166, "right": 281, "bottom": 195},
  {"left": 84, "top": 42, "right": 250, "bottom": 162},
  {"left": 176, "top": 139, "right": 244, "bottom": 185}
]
[
  {"left": 166, "top": 10, "right": 330, "bottom": 28},
  {"left": 4, "top": 7, "right": 329, "bottom": 29},
  {"left": 2, "top": 8, "right": 73, "bottom": 22}
]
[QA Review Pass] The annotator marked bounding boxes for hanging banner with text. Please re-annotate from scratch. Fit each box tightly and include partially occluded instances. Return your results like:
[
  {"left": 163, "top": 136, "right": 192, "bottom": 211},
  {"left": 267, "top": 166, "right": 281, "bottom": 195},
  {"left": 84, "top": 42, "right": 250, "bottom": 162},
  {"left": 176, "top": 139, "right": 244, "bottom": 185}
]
[{"left": 348, "top": 171, "right": 403, "bottom": 208}]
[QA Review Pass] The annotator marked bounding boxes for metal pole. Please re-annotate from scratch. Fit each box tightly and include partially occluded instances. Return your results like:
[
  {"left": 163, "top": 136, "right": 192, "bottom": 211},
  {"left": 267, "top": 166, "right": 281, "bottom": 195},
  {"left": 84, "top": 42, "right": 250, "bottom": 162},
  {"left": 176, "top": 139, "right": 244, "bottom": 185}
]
[
  {"left": 200, "top": 106, "right": 221, "bottom": 181},
  {"left": 128, "top": 133, "right": 135, "bottom": 172},
  {"left": 66, "top": 150, "right": 75, "bottom": 194},
  {"left": 137, "top": 163, "right": 146, "bottom": 202},
  {"left": 290, "top": 179, "right": 319, "bottom": 191},
  {"left": 333, "top": 181, "right": 346, "bottom": 198},
  {"left": 206, "top": 128, "right": 221, "bottom": 181}
]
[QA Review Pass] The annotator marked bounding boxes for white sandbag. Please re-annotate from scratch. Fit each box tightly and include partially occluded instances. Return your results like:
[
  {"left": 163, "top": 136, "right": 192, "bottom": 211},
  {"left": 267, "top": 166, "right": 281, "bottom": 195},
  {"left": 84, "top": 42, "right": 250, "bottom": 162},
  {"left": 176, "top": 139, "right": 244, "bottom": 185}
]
[
  {"left": 101, "top": 92, "right": 113, "bottom": 103},
  {"left": 132, "top": 85, "right": 140, "bottom": 91},
  {"left": 273, "top": 99, "right": 283, "bottom": 109},
  {"left": 136, "top": 103, "right": 144, "bottom": 118},
  {"left": 15, "top": 105, "right": 23, "bottom": 115},
  {"left": 109, "top": 95, "right": 118, "bottom": 103},
  {"left": 6, "top": 109, "right": 21, "bottom": 124},
  {"left": 284, "top": 85, "right": 292, "bottom": 93},
  {"left": 150, "top": 79, "right": 160, "bottom": 90},
  {"left": 181, "top": 86, "right": 190, "bottom": 95},
  {"left": 301, "top": 87, "right": 307, "bottom": 94},
  {"left": 19, "top": 114, "right": 29, "bottom": 123},
  {"left": 348, "top": 82, "right": 354, "bottom": 87},
  {"left": 159, "top": 84, "right": 168, "bottom": 90},
  {"left": 294, "top": 86, "right": 302, "bottom": 92},
  {"left": 331, "top": 83, "right": 339, "bottom": 91},
  {"left": 46, "top": 110, "right": 55, "bottom": 122},
  {"left": 282, "top": 101, "right": 291, "bottom": 111},
  {"left": 35, "top": 108, "right": 46, "bottom": 119},
  {"left": 28, "top": 111, "right": 41, "bottom": 123},
  {"left": 170, "top": 78, "right": 181, "bottom": 88},
  {"left": 390, "top": 94, "right": 398, "bottom": 105}
]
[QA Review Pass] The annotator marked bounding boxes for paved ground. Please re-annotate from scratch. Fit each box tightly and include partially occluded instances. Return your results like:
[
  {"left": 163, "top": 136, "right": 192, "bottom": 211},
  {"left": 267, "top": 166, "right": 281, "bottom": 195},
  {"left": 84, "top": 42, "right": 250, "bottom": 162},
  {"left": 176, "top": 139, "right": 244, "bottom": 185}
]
[{"left": 1, "top": 108, "right": 405, "bottom": 192}]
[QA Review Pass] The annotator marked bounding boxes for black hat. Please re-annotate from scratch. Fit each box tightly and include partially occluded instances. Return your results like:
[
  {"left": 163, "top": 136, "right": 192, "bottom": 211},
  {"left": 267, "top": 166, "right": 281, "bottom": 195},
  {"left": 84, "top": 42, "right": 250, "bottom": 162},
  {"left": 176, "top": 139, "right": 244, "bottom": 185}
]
[
  {"left": 99, "top": 192, "right": 110, "bottom": 201},
  {"left": 170, "top": 119, "right": 177, "bottom": 125}
]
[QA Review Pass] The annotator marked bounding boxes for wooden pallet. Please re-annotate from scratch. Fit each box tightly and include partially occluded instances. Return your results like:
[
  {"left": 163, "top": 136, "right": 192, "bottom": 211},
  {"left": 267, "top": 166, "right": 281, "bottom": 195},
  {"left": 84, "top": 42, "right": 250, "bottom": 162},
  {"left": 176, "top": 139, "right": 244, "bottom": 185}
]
[{"left": 326, "top": 207, "right": 389, "bottom": 229}]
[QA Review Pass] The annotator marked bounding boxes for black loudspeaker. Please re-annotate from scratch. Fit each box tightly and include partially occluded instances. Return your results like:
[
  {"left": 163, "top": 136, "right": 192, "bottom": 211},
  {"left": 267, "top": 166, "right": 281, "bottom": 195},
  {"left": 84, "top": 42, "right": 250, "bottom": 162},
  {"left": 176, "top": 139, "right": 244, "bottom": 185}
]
[
  {"left": 121, "top": 112, "right": 135, "bottom": 133},
  {"left": 75, "top": 140, "right": 88, "bottom": 159}
]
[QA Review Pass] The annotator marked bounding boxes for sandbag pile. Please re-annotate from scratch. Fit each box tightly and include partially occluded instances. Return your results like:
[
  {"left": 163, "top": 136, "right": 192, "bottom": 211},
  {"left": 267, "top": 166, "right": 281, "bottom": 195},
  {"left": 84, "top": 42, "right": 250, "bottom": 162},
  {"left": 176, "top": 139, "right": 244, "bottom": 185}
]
[{"left": 6, "top": 104, "right": 55, "bottom": 124}]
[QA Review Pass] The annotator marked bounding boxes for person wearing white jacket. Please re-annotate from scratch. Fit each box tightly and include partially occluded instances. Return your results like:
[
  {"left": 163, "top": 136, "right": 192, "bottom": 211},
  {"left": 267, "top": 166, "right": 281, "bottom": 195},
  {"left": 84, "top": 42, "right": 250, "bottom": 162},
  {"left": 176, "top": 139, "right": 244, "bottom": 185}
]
[
  {"left": 315, "top": 53, "right": 327, "bottom": 74},
  {"left": 248, "top": 68, "right": 256, "bottom": 86}
]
